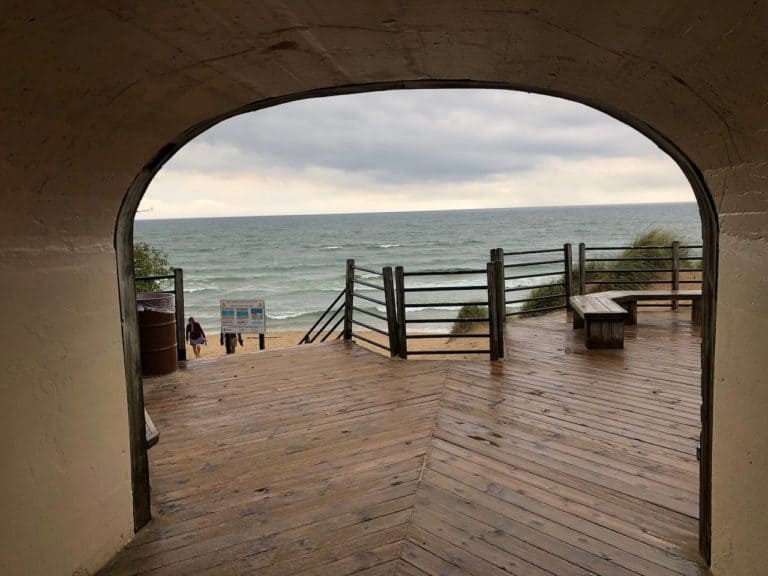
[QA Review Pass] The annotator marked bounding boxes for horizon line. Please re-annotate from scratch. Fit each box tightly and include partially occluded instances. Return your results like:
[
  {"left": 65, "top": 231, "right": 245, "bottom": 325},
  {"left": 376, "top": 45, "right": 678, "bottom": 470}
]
[{"left": 135, "top": 200, "right": 697, "bottom": 222}]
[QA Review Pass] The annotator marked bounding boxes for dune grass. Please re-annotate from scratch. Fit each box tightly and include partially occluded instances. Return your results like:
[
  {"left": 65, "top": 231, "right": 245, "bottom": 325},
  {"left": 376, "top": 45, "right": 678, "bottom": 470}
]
[
  {"left": 451, "top": 303, "right": 488, "bottom": 335},
  {"left": 449, "top": 229, "right": 700, "bottom": 323},
  {"left": 516, "top": 229, "right": 698, "bottom": 317}
]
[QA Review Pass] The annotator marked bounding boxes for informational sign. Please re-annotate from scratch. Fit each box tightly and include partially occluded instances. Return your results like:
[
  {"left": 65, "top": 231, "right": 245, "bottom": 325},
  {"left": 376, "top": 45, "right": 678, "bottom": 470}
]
[{"left": 220, "top": 299, "right": 266, "bottom": 335}]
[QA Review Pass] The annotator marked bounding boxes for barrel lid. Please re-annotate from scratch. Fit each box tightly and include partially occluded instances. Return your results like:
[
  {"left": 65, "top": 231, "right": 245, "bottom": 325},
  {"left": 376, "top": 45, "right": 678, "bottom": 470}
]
[{"left": 137, "top": 291, "right": 175, "bottom": 313}]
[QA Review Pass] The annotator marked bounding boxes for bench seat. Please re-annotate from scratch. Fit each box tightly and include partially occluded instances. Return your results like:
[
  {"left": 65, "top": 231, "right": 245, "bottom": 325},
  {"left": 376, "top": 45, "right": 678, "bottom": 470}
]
[
  {"left": 570, "top": 294, "right": 628, "bottom": 349},
  {"left": 570, "top": 289, "right": 702, "bottom": 349}
]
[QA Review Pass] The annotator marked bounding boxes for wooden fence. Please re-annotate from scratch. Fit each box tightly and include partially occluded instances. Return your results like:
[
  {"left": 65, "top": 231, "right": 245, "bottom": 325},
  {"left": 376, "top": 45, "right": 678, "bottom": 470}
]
[
  {"left": 496, "top": 245, "right": 573, "bottom": 319},
  {"left": 298, "top": 287, "right": 346, "bottom": 345},
  {"left": 298, "top": 260, "right": 399, "bottom": 355},
  {"left": 299, "top": 259, "right": 504, "bottom": 359},
  {"left": 346, "top": 260, "right": 399, "bottom": 356},
  {"left": 296, "top": 241, "right": 704, "bottom": 360},
  {"left": 579, "top": 242, "right": 703, "bottom": 308},
  {"left": 394, "top": 263, "right": 503, "bottom": 360}
]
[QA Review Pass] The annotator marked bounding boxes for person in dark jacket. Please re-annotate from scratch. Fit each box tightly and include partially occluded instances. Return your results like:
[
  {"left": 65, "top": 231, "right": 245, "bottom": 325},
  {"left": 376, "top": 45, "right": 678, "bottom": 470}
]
[
  {"left": 220, "top": 332, "right": 243, "bottom": 354},
  {"left": 185, "top": 317, "right": 206, "bottom": 359}
]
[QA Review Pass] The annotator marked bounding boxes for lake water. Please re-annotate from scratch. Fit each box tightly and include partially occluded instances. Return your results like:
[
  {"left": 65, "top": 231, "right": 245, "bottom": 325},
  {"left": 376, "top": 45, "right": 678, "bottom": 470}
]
[{"left": 134, "top": 203, "right": 701, "bottom": 334}]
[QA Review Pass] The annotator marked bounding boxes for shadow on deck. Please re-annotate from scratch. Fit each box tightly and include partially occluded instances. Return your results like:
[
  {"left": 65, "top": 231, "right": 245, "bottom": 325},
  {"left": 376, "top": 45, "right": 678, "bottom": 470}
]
[{"left": 101, "top": 310, "right": 706, "bottom": 576}]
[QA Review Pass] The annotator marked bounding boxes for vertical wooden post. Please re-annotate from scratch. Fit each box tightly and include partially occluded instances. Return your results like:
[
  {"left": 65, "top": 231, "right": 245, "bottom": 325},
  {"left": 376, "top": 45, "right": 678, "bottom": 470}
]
[
  {"left": 382, "top": 266, "right": 399, "bottom": 357},
  {"left": 578, "top": 243, "right": 587, "bottom": 295},
  {"left": 491, "top": 248, "right": 506, "bottom": 324},
  {"left": 395, "top": 266, "right": 407, "bottom": 359},
  {"left": 119, "top": 232, "right": 151, "bottom": 530},
  {"left": 672, "top": 240, "right": 680, "bottom": 310},
  {"left": 259, "top": 334, "right": 265, "bottom": 350},
  {"left": 173, "top": 268, "right": 186, "bottom": 362},
  {"left": 343, "top": 259, "right": 354, "bottom": 340},
  {"left": 563, "top": 243, "right": 573, "bottom": 311},
  {"left": 494, "top": 258, "right": 505, "bottom": 358},
  {"left": 487, "top": 262, "right": 500, "bottom": 361}
]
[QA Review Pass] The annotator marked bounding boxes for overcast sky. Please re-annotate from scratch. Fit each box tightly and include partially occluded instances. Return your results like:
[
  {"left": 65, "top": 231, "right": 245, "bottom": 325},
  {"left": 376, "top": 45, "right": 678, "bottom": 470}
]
[{"left": 137, "top": 89, "right": 694, "bottom": 219}]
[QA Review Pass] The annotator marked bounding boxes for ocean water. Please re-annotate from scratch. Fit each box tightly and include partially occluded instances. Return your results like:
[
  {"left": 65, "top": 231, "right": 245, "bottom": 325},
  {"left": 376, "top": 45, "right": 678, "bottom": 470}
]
[{"left": 134, "top": 203, "right": 702, "bottom": 334}]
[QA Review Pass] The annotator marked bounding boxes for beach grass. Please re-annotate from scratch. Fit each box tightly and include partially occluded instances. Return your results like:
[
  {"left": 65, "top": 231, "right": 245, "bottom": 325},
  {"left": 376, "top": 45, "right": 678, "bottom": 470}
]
[
  {"left": 451, "top": 304, "right": 488, "bottom": 335},
  {"left": 516, "top": 229, "right": 699, "bottom": 317}
]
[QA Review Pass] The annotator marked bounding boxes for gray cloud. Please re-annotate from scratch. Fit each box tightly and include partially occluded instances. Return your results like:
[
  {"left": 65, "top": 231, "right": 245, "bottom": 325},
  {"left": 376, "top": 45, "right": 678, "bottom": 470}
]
[{"left": 166, "top": 89, "right": 661, "bottom": 185}]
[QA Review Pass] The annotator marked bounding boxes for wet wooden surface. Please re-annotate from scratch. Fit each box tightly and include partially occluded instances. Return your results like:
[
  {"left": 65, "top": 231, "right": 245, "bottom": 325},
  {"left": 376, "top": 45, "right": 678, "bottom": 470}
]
[{"left": 100, "top": 310, "right": 706, "bottom": 576}]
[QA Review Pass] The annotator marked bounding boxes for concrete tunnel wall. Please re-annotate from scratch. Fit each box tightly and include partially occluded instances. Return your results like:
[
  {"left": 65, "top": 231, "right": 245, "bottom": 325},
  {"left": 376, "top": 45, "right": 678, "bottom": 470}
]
[{"left": 0, "top": 2, "right": 766, "bottom": 575}]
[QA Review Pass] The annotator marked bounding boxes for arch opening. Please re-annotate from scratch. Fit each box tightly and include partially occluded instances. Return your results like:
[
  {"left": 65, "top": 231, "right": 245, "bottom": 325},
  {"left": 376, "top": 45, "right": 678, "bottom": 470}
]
[{"left": 115, "top": 82, "right": 718, "bottom": 566}]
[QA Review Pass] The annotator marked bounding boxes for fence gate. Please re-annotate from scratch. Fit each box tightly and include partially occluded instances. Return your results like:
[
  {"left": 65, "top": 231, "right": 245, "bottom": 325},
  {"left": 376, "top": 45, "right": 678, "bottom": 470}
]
[{"left": 394, "top": 264, "right": 503, "bottom": 360}]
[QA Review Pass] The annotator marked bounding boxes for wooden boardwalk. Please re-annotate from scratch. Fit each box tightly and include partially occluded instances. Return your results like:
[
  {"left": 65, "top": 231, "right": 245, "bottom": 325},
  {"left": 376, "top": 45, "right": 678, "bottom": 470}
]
[{"left": 100, "top": 311, "right": 706, "bottom": 576}]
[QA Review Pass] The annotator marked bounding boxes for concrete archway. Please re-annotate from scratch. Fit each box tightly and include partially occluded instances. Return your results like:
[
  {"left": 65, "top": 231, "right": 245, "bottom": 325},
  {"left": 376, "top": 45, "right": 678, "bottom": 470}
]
[
  {"left": 3, "top": 4, "right": 766, "bottom": 575},
  {"left": 116, "top": 80, "right": 719, "bottom": 562}
]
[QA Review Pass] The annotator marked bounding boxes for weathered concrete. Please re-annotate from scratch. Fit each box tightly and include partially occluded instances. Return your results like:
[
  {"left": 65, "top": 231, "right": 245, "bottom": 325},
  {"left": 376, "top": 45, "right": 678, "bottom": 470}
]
[{"left": 0, "top": 2, "right": 766, "bottom": 575}]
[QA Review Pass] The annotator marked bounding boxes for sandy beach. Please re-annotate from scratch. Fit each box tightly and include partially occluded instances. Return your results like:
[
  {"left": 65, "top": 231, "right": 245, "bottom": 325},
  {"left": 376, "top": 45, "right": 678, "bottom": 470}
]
[
  {"left": 184, "top": 323, "right": 495, "bottom": 362},
  {"left": 187, "top": 331, "right": 311, "bottom": 360}
]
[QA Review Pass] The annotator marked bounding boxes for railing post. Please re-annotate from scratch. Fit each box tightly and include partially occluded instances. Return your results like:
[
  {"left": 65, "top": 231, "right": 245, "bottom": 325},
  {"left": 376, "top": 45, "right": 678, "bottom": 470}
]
[
  {"left": 395, "top": 266, "right": 407, "bottom": 359},
  {"left": 564, "top": 243, "right": 573, "bottom": 311},
  {"left": 491, "top": 248, "right": 506, "bottom": 324},
  {"left": 494, "top": 257, "right": 505, "bottom": 358},
  {"left": 487, "top": 261, "right": 500, "bottom": 361},
  {"left": 173, "top": 268, "right": 186, "bottom": 362},
  {"left": 672, "top": 241, "right": 680, "bottom": 311},
  {"left": 578, "top": 242, "right": 586, "bottom": 295},
  {"left": 382, "top": 266, "right": 399, "bottom": 357},
  {"left": 343, "top": 259, "right": 354, "bottom": 340}
]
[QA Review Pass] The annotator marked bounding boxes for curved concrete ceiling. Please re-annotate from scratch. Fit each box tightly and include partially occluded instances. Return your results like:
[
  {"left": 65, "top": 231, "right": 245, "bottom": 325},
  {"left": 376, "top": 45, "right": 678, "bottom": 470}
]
[{"left": 2, "top": 1, "right": 766, "bottom": 246}]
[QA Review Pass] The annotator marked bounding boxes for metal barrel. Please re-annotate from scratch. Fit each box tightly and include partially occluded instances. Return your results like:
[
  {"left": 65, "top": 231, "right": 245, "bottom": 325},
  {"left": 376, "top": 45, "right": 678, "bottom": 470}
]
[{"left": 137, "top": 292, "right": 178, "bottom": 376}]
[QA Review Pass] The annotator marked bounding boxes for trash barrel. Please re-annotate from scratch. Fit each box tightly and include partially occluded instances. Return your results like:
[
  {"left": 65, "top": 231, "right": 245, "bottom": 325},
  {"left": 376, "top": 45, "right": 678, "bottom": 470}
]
[{"left": 137, "top": 292, "right": 178, "bottom": 376}]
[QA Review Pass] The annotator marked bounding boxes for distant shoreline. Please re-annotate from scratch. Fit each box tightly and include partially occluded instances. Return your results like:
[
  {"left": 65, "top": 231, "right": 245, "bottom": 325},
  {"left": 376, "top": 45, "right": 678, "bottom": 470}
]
[
  {"left": 136, "top": 201, "right": 698, "bottom": 222},
  {"left": 184, "top": 325, "right": 493, "bottom": 361},
  {"left": 137, "top": 203, "right": 702, "bottom": 334}
]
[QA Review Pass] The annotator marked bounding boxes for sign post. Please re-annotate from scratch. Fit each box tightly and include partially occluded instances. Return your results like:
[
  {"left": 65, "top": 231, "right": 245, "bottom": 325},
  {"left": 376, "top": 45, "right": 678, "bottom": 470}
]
[{"left": 220, "top": 299, "right": 267, "bottom": 351}]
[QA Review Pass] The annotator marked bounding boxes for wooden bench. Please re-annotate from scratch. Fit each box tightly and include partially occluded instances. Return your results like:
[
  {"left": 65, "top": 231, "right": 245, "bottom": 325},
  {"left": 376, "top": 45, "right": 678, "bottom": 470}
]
[
  {"left": 145, "top": 409, "right": 159, "bottom": 449},
  {"left": 570, "top": 289, "right": 702, "bottom": 349},
  {"left": 570, "top": 293, "right": 628, "bottom": 349}
]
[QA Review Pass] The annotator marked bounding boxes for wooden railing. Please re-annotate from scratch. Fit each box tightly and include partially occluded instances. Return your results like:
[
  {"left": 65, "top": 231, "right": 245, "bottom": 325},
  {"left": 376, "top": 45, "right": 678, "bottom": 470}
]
[
  {"left": 578, "top": 242, "right": 703, "bottom": 308},
  {"left": 496, "top": 245, "right": 573, "bottom": 318},
  {"left": 135, "top": 268, "right": 186, "bottom": 361},
  {"left": 345, "top": 260, "right": 399, "bottom": 356},
  {"left": 298, "top": 287, "right": 347, "bottom": 344},
  {"left": 394, "top": 263, "right": 503, "bottom": 360},
  {"left": 299, "top": 260, "right": 399, "bottom": 356},
  {"left": 298, "top": 240, "right": 702, "bottom": 360}
]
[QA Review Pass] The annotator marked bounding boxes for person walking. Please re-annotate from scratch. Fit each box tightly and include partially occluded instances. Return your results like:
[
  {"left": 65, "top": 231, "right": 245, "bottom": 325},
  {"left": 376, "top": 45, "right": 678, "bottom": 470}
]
[
  {"left": 220, "top": 332, "right": 243, "bottom": 355},
  {"left": 185, "top": 317, "right": 206, "bottom": 359}
]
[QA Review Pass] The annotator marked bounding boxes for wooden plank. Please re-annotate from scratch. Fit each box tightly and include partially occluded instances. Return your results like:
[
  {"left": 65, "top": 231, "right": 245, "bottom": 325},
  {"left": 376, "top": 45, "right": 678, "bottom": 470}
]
[
  {"left": 411, "top": 503, "right": 577, "bottom": 575},
  {"left": 486, "top": 261, "right": 499, "bottom": 361},
  {"left": 429, "top": 440, "right": 697, "bottom": 548},
  {"left": 394, "top": 560, "right": 431, "bottom": 576},
  {"left": 344, "top": 259, "right": 354, "bottom": 339},
  {"left": 144, "top": 409, "right": 159, "bottom": 449},
  {"left": 115, "top": 207, "right": 151, "bottom": 531},
  {"left": 173, "top": 267, "right": 186, "bottom": 361},
  {"left": 585, "top": 316, "right": 625, "bottom": 348},
  {"left": 382, "top": 266, "right": 399, "bottom": 356},
  {"left": 421, "top": 472, "right": 695, "bottom": 576},
  {"left": 100, "top": 311, "right": 705, "bottom": 576},
  {"left": 564, "top": 242, "right": 573, "bottom": 310},
  {"left": 395, "top": 266, "right": 407, "bottom": 359}
]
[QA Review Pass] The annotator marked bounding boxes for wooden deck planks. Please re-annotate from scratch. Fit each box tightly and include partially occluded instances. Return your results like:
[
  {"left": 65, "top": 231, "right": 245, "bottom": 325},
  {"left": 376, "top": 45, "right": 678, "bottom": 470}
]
[{"left": 99, "top": 311, "right": 706, "bottom": 576}]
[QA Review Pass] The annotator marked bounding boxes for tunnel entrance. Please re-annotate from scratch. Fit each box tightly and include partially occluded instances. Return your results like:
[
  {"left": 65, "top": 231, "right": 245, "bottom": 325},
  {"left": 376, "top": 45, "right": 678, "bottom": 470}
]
[{"left": 116, "top": 84, "right": 718, "bottom": 566}]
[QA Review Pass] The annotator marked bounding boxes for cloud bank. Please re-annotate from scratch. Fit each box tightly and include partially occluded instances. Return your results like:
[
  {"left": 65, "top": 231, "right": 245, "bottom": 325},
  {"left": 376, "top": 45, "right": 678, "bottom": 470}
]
[{"left": 139, "top": 89, "right": 694, "bottom": 219}]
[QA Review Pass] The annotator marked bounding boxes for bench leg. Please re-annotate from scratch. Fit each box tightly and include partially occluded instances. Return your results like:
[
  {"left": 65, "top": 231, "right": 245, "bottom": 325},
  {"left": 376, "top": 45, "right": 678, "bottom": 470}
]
[
  {"left": 585, "top": 318, "right": 625, "bottom": 349},
  {"left": 573, "top": 312, "right": 584, "bottom": 330},
  {"left": 691, "top": 299, "right": 702, "bottom": 326},
  {"left": 622, "top": 301, "right": 637, "bottom": 325}
]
